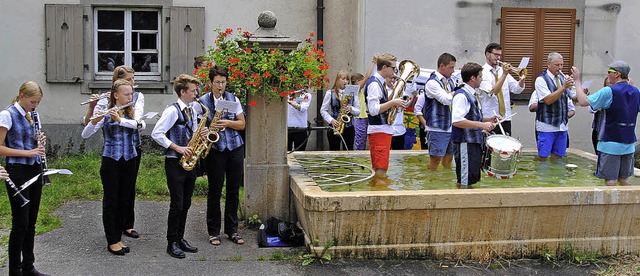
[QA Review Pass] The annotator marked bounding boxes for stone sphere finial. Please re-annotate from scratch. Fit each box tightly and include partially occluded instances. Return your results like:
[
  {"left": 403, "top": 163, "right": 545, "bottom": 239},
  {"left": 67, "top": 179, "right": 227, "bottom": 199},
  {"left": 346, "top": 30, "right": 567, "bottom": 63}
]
[{"left": 257, "top": 11, "right": 277, "bottom": 29}]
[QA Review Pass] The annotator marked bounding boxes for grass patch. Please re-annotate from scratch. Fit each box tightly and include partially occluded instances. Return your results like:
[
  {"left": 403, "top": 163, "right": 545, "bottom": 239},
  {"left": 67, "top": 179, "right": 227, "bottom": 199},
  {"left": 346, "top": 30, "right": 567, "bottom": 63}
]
[{"left": 0, "top": 151, "right": 243, "bottom": 237}]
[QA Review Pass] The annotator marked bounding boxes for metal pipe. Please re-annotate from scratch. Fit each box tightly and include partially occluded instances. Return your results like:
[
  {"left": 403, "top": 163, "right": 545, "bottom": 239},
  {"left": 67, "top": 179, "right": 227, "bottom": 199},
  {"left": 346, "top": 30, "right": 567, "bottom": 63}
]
[{"left": 315, "top": 0, "right": 325, "bottom": 150}]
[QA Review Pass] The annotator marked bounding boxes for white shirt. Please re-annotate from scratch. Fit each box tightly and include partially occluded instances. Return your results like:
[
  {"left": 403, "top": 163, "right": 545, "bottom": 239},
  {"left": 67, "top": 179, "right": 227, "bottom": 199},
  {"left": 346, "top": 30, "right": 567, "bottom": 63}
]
[
  {"left": 529, "top": 89, "right": 575, "bottom": 132},
  {"left": 287, "top": 92, "right": 312, "bottom": 128},
  {"left": 81, "top": 107, "right": 140, "bottom": 138},
  {"left": 451, "top": 84, "right": 476, "bottom": 123},
  {"left": 478, "top": 63, "right": 524, "bottom": 119},
  {"left": 423, "top": 71, "right": 453, "bottom": 133},
  {"left": 320, "top": 89, "right": 360, "bottom": 124},
  {"left": 366, "top": 72, "right": 393, "bottom": 134},
  {"left": 0, "top": 102, "right": 37, "bottom": 131},
  {"left": 90, "top": 92, "right": 147, "bottom": 129},
  {"left": 534, "top": 70, "right": 571, "bottom": 132},
  {"left": 151, "top": 99, "right": 197, "bottom": 150}
]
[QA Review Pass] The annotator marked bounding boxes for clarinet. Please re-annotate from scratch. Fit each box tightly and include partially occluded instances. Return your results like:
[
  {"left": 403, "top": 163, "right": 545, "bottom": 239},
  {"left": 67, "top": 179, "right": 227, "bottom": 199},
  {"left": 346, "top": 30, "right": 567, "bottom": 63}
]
[
  {"left": 6, "top": 177, "right": 30, "bottom": 207},
  {"left": 31, "top": 111, "right": 51, "bottom": 186}
]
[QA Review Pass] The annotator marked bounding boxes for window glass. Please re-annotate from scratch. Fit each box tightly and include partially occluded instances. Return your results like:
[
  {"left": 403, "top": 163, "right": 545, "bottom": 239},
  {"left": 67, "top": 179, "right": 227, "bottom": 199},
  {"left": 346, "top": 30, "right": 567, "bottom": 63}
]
[
  {"left": 97, "top": 32, "right": 124, "bottom": 51},
  {"left": 97, "top": 10, "right": 124, "bottom": 29},
  {"left": 132, "top": 11, "right": 158, "bottom": 30}
]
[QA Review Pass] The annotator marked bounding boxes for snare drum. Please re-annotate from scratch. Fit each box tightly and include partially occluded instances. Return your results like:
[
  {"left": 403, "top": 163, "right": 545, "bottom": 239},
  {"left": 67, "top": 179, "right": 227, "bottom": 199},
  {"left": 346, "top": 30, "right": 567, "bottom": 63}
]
[{"left": 483, "top": 135, "right": 522, "bottom": 179}]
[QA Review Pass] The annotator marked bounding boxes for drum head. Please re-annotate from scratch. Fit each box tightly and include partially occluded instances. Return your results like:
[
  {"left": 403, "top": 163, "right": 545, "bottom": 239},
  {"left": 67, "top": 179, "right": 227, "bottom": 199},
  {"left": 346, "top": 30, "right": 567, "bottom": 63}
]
[{"left": 486, "top": 135, "right": 522, "bottom": 153}]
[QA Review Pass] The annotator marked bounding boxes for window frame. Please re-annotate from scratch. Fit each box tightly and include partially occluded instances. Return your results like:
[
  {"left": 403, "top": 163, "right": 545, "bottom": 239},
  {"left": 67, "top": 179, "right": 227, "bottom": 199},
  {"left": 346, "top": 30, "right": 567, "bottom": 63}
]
[{"left": 93, "top": 7, "right": 162, "bottom": 82}]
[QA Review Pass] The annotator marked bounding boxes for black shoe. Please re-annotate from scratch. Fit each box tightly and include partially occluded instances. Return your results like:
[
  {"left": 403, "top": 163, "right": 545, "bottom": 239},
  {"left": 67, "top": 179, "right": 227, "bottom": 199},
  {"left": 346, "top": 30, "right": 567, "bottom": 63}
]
[
  {"left": 167, "top": 242, "right": 185, "bottom": 259},
  {"left": 179, "top": 238, "right": 198, "bottom": 253},
  {"left": 23, "top": 268, "right": 50, "bottom": 276},
  {"left": 107, "top": 245, "right": 126, "bottom": 256},
  {"left": 123, "top": 229, "right": 140, "bottom": 238}
]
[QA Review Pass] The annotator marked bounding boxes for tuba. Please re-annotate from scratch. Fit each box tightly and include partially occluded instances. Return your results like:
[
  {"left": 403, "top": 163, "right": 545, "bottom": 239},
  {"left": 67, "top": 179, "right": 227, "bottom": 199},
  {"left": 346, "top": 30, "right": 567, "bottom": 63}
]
[
  {"left": 179, "top": 101, "right": 211, "bottom": 171},
  {"left": 333, "top": 92, "right": 352, "bottom": 136},
  {"left": 387, "top": 60, "right": 420, "bottom": 125}
]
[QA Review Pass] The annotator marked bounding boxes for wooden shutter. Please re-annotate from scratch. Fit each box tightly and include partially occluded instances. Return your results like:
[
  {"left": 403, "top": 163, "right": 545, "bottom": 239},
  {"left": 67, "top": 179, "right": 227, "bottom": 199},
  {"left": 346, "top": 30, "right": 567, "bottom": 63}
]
[
  {"left": 501, "top": 8, "right": 575, "bottom": 96},
  {"left": 169, "top": 7, "right": 205, "bottom": 82},
  {"left": 45, "top": 4, "right": 83, "bottom": 83}
]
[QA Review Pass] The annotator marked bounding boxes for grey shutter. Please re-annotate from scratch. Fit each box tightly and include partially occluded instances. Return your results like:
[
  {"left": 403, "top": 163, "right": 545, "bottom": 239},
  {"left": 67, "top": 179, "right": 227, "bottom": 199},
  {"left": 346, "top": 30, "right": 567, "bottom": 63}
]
[
  {"left": 45, "top": 4, "right": 83, "bottom": 83},
  {"left": 169, "top": 7, "right": 205, "bottom": 82}
]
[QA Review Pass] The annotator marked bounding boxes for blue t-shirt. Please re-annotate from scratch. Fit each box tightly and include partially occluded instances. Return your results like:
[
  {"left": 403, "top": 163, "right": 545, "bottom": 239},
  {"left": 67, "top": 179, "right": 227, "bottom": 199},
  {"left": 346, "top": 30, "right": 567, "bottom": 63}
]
[{"left": 587, "top": 86, "right": 635, "bottom": 154}]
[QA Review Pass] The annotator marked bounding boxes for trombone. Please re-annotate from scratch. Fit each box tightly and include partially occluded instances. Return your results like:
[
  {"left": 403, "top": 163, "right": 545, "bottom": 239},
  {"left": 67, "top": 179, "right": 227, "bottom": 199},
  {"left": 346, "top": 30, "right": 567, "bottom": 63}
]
[{"left": 496, "top": 60, "right": 527, "bottom": 80}]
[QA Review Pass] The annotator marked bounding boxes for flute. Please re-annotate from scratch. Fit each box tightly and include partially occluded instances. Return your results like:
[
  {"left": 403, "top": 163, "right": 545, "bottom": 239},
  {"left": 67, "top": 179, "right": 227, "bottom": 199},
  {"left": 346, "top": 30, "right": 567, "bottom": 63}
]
[
  {"left": 6, "top": 177, "right": 30, "bottom": 207},
  {"left": 88, "top": 101, "right": 133, "bottom": 121},
  {"left": 80, "top": 93, "right": 108, "bottom": 105}
]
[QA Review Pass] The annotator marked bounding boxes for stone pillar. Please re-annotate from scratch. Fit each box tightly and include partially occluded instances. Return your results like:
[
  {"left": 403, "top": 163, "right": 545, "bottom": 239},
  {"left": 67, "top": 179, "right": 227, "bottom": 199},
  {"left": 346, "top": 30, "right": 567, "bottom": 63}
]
[{"left": 244, "top": 11, "right": 301, "bottom": 221}]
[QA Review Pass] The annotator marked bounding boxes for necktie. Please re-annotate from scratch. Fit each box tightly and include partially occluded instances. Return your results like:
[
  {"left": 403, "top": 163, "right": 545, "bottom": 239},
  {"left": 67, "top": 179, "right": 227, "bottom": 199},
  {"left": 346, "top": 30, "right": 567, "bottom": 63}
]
[
  {"left": 555, "top": 75, "right": 562, "bottom": 91},
  {"left": 25, "top": 113, "right": 33, "bottom": 125},
  {"left": 493, "top": 70, "right": 506, "bottom": 116},
  {"left": 442, "top": 78, "right": 449, "bottom": 93}
]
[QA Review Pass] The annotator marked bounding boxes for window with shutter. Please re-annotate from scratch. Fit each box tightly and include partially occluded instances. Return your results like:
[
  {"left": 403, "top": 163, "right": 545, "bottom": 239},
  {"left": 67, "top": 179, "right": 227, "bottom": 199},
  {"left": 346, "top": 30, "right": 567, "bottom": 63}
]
[
  {"left": 44, "top": 3, "right": 204, "bottom": 93},
  {"left": 500, "top": 8, "right": 576, "bottom": 98}
]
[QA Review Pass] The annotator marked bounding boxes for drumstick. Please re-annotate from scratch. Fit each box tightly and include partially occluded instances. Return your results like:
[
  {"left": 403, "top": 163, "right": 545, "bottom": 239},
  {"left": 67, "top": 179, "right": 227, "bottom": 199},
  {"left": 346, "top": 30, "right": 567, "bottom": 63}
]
[{"left": 493, "top": 111, "right": 506, "bottom": 135}]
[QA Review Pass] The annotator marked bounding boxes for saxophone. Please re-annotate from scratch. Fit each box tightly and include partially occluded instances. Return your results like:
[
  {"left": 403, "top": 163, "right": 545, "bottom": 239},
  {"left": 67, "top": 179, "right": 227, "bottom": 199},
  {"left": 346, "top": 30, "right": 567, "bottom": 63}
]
[
  {"left": 179, "top": 101, "right": 211, "bottom": 171},
  {"left": 333, "top": 92, "right": 352, "bottom": 136},
  {"left": 204, "top": 109, "right": 224, "bottom": 156}
]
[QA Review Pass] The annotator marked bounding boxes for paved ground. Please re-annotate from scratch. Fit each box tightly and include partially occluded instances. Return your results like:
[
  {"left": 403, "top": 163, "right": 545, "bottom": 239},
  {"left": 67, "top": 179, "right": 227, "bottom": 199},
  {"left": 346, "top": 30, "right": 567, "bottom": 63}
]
[{"left": 0, "top": 200, "right": 601, "bottom": 275}]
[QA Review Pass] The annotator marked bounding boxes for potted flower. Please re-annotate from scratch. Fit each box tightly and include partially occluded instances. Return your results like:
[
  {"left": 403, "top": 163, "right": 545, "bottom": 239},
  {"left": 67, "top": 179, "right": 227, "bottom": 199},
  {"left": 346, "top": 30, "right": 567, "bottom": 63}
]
[{"left": 195, "top": 27, "right": 330, "bottom": 107}]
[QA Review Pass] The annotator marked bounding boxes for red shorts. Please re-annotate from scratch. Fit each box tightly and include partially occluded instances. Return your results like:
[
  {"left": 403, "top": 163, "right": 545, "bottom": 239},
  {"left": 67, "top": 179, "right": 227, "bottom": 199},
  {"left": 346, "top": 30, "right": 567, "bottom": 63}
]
[{"left": 368, "top": 133, "right": 392, "bottom": 170}]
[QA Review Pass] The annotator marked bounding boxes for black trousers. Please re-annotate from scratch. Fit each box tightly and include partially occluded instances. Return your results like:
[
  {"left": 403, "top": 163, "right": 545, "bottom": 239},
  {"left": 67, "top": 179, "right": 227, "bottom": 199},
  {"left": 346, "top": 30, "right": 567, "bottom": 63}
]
[
  {"left": 419, "top": 125, "right": 428, "bottom": 150},
  {"left": 123, "top": 147, "right": 141, "bottom": 231},
  {"left": 100, "top": 157, "right": 136, "bottom": 245},
  {"left": 205, "top": 145, "right": 244, "bottom": 236},
  {"left": 287, "top": 128, "right": 308, "bottom": 151},
  {"left": 327, "top": 125, "right": 355, "bottom": 150},
  {"left": 391, "top": 134, "right": 406, "bottom": 150},
  {"left": 6, "top": 163, "right": 42, "bottom": 273},
  {"left": 165, "top": 158, "right": 196, "bottom": 243}
]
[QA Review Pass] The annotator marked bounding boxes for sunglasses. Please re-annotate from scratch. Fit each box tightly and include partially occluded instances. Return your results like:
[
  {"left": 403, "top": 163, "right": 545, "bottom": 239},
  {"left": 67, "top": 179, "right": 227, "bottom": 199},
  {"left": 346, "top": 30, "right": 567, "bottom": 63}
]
[{"left": 607, "top": 69, "right": 618, "bottom": 73}]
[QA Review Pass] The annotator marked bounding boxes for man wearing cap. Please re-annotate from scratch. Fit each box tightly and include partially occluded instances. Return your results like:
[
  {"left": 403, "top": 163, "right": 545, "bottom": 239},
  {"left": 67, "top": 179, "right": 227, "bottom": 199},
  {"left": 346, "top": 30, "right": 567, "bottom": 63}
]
[
  {"left": 533, "top": 52, "right": 574, "bottom": 160},
  {"left": 572, "top": 61, "right": 640, "bottom": 186}
]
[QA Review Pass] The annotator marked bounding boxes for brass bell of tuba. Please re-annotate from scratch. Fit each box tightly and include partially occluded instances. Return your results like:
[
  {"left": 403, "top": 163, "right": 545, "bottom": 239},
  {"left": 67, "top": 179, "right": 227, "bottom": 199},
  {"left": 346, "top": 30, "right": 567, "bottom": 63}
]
[{"left": 387, "top": 60, "right": 420, "bottom": 125}]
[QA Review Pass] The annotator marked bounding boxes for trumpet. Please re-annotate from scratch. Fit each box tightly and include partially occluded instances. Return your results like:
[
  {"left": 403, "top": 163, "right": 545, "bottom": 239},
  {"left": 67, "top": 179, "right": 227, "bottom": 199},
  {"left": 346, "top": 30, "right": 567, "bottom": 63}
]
[
  {"left": 89, "top": 101, "right": 133, "bottom": 121},
  {"left": 496, "top": 60, "right": 527, "bottom": 80},
  {"left": 559, "top": 71, "right": 575, "bottom": 90},
  {"left": 80, "top": 93, "right": 109, "bottom": 105}
]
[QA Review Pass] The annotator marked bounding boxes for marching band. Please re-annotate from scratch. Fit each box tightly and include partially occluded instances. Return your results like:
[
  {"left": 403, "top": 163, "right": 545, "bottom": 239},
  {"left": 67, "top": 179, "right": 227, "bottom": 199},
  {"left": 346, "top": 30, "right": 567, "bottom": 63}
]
[{"left": 2, "top": 41, "right": 637, "bottom": 268}]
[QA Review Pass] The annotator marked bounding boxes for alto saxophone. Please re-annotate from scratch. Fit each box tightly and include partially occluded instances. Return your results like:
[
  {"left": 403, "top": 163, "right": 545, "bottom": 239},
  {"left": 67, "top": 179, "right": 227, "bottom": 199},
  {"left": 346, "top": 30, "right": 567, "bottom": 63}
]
[
  {"left": 333, "top": 93, "right": 352, "bottom": 136},
  {"left": 207, "top": 109, "right": 223, "bottom": 144},
  {"left": 179, "top": 101, "right": 211, "bottom": 171}
]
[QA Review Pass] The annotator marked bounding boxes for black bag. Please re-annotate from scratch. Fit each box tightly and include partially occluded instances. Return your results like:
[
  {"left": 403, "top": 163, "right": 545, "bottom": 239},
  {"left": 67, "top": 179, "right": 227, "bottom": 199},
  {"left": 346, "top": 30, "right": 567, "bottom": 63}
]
[{"left": 258, "top": 217, "right": 304, "bottom": 247}]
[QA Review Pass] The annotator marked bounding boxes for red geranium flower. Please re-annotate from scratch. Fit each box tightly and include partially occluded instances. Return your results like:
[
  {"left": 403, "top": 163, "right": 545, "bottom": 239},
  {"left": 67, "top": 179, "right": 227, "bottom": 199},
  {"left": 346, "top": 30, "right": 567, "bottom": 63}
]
[{"left": 248, "top": 100, "right": 257, "bottom": 107}]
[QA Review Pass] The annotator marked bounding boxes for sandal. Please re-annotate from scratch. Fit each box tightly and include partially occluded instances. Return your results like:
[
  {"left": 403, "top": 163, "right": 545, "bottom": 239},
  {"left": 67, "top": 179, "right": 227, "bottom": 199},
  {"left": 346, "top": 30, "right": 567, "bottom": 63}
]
[
  {"left": 209, "top": 235, "right": 221, "bottom": 246},
  {"left": 228, "top": 233, "right": 244, "bottom": 245}
]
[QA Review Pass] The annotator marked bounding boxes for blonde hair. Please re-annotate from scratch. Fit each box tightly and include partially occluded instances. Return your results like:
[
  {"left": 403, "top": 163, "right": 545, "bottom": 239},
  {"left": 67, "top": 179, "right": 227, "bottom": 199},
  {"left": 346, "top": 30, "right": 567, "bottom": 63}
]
[
  {"left": 331, "top": 70, "right": 350, "bottom": 99},
  {"left": 109, "top": 79, "right": 134, "bottom": 118},
  {"left": 112, "top": 65, "right": 135, "bottom": 83},
  {"left": 13, "top": 81, "right": 43, "bottom": 103},
  {"left": 375, "top": 53, "right": 397, "bottom": 70},
  {"left": 173, "top": 74, "right": 201, "bottom": 96}
]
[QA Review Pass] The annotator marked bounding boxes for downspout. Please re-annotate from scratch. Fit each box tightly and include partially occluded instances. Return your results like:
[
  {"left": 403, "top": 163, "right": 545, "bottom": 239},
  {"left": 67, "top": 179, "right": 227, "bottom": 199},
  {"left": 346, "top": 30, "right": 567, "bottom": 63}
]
[{"left": 315, "top": 0, "right": 325, "bottom": 150}]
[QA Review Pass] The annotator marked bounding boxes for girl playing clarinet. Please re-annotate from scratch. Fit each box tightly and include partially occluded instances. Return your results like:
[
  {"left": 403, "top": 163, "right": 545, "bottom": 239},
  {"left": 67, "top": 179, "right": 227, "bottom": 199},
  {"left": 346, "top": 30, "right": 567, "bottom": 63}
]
[
  {"left": 81, "top": 79, "right": 140, "bottom": 256},
  {"left": 0, "top": 81, "right": 49, "bottom": 276}
]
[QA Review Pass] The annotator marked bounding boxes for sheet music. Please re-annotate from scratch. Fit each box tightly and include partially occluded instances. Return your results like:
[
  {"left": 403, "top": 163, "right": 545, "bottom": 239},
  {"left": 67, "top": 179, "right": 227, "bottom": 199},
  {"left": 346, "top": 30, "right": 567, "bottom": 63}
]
[
  {"left": 518, "top": 57, "right": 530, "bottom": 69},
  {"left": 215, "top": 99, "right": 238, "bottom": 112},
  {"left": 582, "top": 80, "right": 593, "bottom": 90},
  {"left": 344, "top": 85, "right": 359, "bottom": 97}
]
